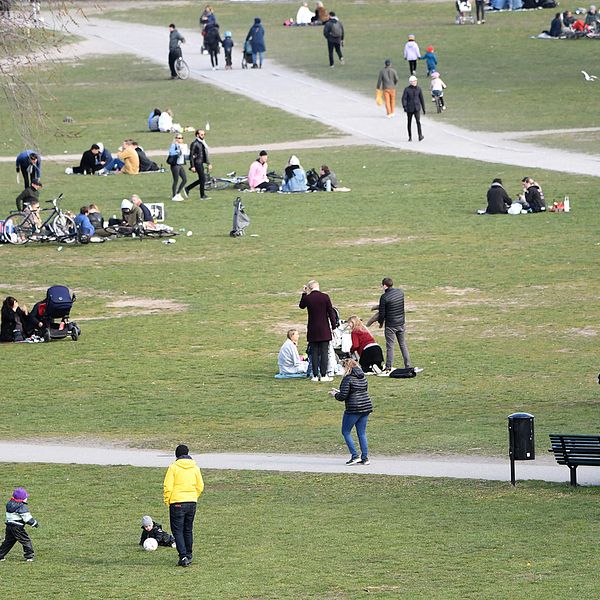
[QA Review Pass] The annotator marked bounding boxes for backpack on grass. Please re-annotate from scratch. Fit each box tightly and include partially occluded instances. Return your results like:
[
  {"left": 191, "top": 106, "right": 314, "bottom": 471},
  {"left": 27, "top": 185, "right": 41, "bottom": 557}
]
[{"left": 389, "top": 367, "right": 416, "bottom": 379}]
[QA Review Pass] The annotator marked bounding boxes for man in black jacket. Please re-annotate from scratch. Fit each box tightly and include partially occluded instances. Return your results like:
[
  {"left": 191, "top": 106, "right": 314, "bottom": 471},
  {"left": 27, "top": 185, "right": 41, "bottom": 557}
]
[
  {"left": 401, "top": 75, "right": 425, "bottom": 141},
  {"left": 378, "top": 277, "right": 412, "bottom": 371},
  {"left": 323, "top": 12, "right": 344, "bottom": 67},
  {"left": 185, "top": 129, "right": 212, "bottom": 200},
  {"left": 486, "top": 178, "right": 512, "bottom": 214}
]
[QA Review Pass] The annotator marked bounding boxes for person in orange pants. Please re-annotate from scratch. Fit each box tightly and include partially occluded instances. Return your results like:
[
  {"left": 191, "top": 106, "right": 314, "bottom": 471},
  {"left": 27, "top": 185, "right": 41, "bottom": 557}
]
[{"left": 376, "top": 59, "right": 399, "bottom": 118}]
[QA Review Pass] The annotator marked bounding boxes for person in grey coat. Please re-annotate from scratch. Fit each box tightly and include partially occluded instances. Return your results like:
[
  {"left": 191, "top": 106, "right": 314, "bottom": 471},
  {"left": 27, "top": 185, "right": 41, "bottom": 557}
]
[
  {"left": 401, "top": 75, "right": 425, "bottom": 141},
  {"left": 168, "top": 24, "right": 185, "bottom": 79},
  {"left": 377, "top": 59, "right": 399, "bottom": 117},
  {"left": 378, "top": 277, "right": 412, "bottom": 371}
]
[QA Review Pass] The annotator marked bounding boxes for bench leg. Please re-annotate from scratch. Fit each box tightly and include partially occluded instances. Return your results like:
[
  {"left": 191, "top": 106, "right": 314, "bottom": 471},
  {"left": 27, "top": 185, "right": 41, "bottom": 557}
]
[{"left": 569, "top": 466, "right": 578, "bottom": 487}]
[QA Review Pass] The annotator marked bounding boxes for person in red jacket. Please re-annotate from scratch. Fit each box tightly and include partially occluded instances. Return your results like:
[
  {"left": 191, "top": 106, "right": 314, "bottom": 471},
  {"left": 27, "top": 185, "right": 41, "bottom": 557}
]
[{"left": 346, "top": 316, "right": 384, "bottom": 373}]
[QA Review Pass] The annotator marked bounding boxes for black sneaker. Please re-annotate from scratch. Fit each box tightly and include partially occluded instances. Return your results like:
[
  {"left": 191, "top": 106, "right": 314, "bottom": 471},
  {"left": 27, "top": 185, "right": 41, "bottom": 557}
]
[
  {"left": 359, "top": 457, "right": 370, "bottom": 465},
  {"left": 178, "top": 557, "right": 190, "bottom": 567},
  {"left": 346, "top": 456, "right": 361, "bottom": 465}
]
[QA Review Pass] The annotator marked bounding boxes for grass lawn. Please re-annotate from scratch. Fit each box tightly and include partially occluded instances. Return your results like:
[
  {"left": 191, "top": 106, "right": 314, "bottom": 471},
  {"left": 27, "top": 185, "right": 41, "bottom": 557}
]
[
  {"left": 1, "top": 463, "right": 599, "bottom": 599},
  {"left": 99, "top": 0, "right": 600, "bottom": 135},
  {"left": 522, "top": 130, "right": 600, "bottom": 155},
  {"left": 0, "top": 140, "right": 597, "bottom": 456}
]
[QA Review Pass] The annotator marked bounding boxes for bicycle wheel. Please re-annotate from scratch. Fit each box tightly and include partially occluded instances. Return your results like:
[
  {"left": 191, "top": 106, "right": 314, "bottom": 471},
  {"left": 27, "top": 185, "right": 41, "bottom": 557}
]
[
  {"left": 435, "top": 96, "right": 443, "bottom": 114},
  {"left": 2, "top": 212, "right": 33, "bottom": 245},
  {"left": 52, "top": 214, "right": 78, "bottom": 243},
  {"left": 212, "top": 178, "right": 232, "bottom": 191},
  {"left": 175, "top": 58, "right": 190, "bottom": 80}
]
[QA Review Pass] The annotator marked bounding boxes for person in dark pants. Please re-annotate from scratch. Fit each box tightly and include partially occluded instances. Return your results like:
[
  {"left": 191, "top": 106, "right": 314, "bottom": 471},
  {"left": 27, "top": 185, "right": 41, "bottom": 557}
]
[
  {"left": 475, "top": 0, "right": 486, "bottom": 23},
  {"left": 168, "top": 23, "right": 185, "bottom": 79},
  {"left": 163, "top": 444, "right": 204, "bottom": 567},
  {"left": 0, "top": 487, "right": 39, "bottom": 562},
  {"left": 329, "top": 358, "right": 373, "bottom": 465},
  {"left": 15, "top": 178, "right": 42, "bottom": 212},
  {"left": 15, "top": 150, "right": 41, "bottom": 189},
  {"left": 299, "top": 279, "right": 338, "bottom": 382},
  {"left": 401, "top": 75, "right": 425, "bottom": 142},
  {"left": 185, "top": 129, "right": 212, "bottom": 199},
  {"left": 323, "top": 11, "right": 344, "bottom": 67},
  {"left": 378, "top": 277, "right": 412, "bottom": 372}
]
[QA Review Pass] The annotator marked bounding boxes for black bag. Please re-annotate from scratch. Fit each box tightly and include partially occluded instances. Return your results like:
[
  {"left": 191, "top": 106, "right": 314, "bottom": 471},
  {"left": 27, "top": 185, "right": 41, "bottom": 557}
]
[
  {"left": 166, "top": 154, "right": 178, "bottom": 166},
  {"left": 388, "top": 367, "right": 416, "bottom": 379}
]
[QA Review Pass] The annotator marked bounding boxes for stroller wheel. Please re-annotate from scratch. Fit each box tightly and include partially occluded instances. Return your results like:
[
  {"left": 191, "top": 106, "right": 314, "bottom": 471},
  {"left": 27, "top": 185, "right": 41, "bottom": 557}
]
[
  {"left": 70, "top": 323, "right": 81, "bottom": 341},
  {"left": 43, "top": 329, "right": 51, "bottom": 343}
]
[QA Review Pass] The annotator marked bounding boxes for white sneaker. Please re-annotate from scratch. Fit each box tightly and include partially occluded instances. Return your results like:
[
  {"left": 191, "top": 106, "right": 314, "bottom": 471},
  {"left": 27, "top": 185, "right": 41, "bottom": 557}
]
[
  {"left": 172, "top": 194, "right": 184, "bottom": 202},
  {"left": 311, "top": 376, "right": 320, "bottom": 382},
  {"left": 371, "top": 364, "right": 382, "bottom": 374},
  {"left": 414, "top": 367, "right": 424, "bottom": 373},
  {"left": 321, "top": 376, "right": 333, "bottom": 382},
  {"left": 65, "top": 167, "right": 73, "bottom": 175},
  {"left": 180, "top": 188, "right": 188, "bottom": 199}
]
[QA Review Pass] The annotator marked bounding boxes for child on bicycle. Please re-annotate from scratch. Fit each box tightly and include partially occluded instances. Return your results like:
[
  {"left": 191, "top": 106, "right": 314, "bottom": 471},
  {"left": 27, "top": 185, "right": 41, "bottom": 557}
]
[{"left": 430, "top": 71, "right": 447, "bottom": 110}]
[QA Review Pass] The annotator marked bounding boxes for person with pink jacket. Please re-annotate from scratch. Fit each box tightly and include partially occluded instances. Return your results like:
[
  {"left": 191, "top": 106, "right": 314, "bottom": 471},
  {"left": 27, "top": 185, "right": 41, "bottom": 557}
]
[{"left": 247, "top": 150, "right": 278, "bottom": 192}]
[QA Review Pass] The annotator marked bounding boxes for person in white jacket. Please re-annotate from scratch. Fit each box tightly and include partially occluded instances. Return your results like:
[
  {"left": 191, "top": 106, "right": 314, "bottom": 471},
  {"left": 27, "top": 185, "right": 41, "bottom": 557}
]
[
  {"left": 278, "top": 329, "right": 309, "bottom": 375},
  {"left": 403, "top": 34, "right": 421, "bottom": 75},
  {"left": 296, "top": 2, "right": 313, "bottom": 25}
]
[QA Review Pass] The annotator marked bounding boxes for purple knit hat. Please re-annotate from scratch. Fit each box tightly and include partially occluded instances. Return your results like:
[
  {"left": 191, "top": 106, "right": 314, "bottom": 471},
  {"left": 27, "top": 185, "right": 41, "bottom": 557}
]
[{"left": 12, "top": 487, "right": 28, "bottom": 501}]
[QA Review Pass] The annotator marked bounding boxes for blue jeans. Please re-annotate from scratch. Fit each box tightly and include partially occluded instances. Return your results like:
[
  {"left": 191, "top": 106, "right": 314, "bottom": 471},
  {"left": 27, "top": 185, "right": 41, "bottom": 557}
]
[
  {"left": 169, "top": 502, "right": 196, "bottom": 560},
  {"left": 101, "top": 157, "right": 124, "bottom": 172},
  {"left": 342, "top": 412, "right": 369, "bottom": 460}
]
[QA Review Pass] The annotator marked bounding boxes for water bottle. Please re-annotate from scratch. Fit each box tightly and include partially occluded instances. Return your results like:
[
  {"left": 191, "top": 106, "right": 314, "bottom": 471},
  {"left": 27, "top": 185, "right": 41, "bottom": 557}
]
[
  {"left": 563, "top": 196, "right": 570, "bottom": 212},
  {"left": 325, "top": 179, "right": 332, "bottom": 192},
  {"left": 205, "top": 122, "right": 210, "bottom": 131}
]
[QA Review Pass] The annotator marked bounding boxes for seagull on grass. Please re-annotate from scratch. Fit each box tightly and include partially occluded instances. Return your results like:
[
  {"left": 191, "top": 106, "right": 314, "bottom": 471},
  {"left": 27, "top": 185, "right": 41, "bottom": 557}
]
[{"left": 581, "top": 70, "right": 598, "bottom": 81}]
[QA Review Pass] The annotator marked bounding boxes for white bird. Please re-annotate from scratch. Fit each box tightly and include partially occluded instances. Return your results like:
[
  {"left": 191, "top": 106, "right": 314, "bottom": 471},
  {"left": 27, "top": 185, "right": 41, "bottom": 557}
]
[{"left": 581, "top": 70, "right": 598, "bottom": 81}]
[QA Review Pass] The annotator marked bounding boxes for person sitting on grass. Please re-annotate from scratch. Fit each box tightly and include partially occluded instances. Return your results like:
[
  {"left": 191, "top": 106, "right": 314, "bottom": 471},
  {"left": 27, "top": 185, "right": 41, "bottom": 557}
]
[
  {"left": 132, "top": 141, "right": 159, "bottom": 172},
  {"left": 15, "top": 178, "right": 42, "bottom": 212},
  {"left": 148, "top": 108, "right": 162, "bottom": 131},
  {"left": 248, "top": 150, "right": 278, "bottom": 192},
  {"left": 521, "top": 177, "right": 546, "bottom": 213},
  {"left": 485, "top": 178, "right": 512, "bottom": 214},
  {"left": 87, "top": 204, "right": 104, "bottom": 230},
  {"left": 278, "top": 329, "right": 309, "bottom": 376},
  {"left": 281, "top": 155, "right": 308, "bottom": 192},
  {"left": 97, "top": 139, "right": 139, "bottom": 175},
  {"left": 139, "top": 516, "right": 176, "bottom": 548},
  {"left": 1, "top": 297, "right": 33, "bottom": 342},
  {"left": 23, "top": 199, "right": 42, "bottom": 232},
  {"left": 74, "top": 205, "right": 95, "bottom": 240},
  {"left": 66, "top": 144, "right": 103, "bottom": 175},
  {"left": 120, "top": 198, "right": 144, "bottom": 229}
]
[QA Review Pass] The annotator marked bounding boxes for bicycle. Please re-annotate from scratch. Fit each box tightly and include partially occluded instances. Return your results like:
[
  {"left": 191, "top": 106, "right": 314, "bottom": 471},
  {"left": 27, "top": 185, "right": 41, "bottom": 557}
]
[
  {"left": 174, "top": 42, "right": 190, "bottom": 80},
  {"left": 2, "top": 194, "right": 77, "bottom": 245},
  {"left": 205, "top": 170, "right": 249, "bottom": 191}
]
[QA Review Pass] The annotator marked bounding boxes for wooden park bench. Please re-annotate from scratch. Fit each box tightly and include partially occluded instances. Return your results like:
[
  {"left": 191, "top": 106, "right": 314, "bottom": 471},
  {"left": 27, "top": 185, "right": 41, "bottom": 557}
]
[{"left": 548, "top": 434, "right": 600, "bottom": 486}]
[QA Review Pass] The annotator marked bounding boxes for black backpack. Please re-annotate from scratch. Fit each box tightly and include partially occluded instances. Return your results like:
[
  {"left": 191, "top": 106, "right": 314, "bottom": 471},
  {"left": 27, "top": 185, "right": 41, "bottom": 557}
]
[
  {"left": 306, "top": 168, "right": 319, "bottom": 190},
  {"left": 388, "top": 367, "right": 416, "bottom": 379},
  {"left": 329, "top": 20, "right": 343, "bottom": 38}
]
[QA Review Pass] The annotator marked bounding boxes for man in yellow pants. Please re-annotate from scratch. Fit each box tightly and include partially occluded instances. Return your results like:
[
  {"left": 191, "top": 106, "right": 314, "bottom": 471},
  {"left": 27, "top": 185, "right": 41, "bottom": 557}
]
[{"left": 377, "top": 59, "right": 399, "bottom": 118}]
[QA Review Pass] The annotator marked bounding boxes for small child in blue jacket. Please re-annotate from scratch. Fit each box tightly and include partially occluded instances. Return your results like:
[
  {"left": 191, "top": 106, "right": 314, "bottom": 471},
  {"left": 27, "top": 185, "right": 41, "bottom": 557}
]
[
  {"left": 419, "top": 46, "right": 438, "bottom": 76},
  {"left": 0, "top": 487, "right": 40, "bottom": 562},
  {"left": 222, "top": 31, "right": 234, "bottom": 70}
]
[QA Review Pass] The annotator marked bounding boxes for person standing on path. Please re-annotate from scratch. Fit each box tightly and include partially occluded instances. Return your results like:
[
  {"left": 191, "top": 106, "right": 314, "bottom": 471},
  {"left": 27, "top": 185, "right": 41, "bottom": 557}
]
[
  {"left": 246, "top": 17, "right": 266, "bottom": 68},
  {"left": 299, "top": 279, "right": 338, "bottom": 382},
  {"left": 401, "top": 75, "right": 425, "bottom": 142},
  {"left": 168, "top": 23, "right": 185, "bottom": 79},
  {"left": 185, "top": 129, "right": 211, "bottom": 200},
  {"left": 329, "top": 358, "right": 372, "bottom": 465},
  {"left": 403, "top": 34, "right": 420, "bottom": 75},
  {"left": 378, "top": 277, "right": 413, "bottom": 371},
  {"left": 323, "top": 11, "right": 344, "bottom": 67},
  {"left": 163, "top": 444, "right": 204, "bottom": 568},
  {"left": 15, "top": 150, "right": 41, "bottom": 189},
  {"left": 376, "top": 59, "right": 399, "bottom": 118}
]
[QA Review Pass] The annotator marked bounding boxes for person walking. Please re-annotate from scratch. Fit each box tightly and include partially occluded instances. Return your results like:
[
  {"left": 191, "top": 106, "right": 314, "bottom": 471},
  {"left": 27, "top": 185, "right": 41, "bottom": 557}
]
[
  {"left": 329, "top": 359, "right": 373, "bottom": 465},
  {"left": 204, "top": 23, "right": 222, "bottom": 70},
  {"left": 185, "top": 129, "right": 211, "bottom": 200},
  {"left": 377, "top": 277, "right": 413, "bottom": 371},
  {"left": 168, "top": 134, "right": 188, "bottom": 201},
  {"left": 323, "top": 11, "right": 344, "bottom": 67},
  {"left": 163, "top": 444, "right": 204, "bottom": 568},
  {"left": 299, "top": 279, "right": 338, "bottom": 382},
  {"left": 15, "top": 150, "right": 41, "bottom": 189},
  {"left": 401, "top": 75, "right": 425, "bottom": 142},
  {"left": 0, "top": 487, "right": 39, "bottom": 562},
  {"left": 376, "top": 59, "right": 399, "bottom": 118},
  {"left": 168, "top": 23, "right": 185, "bottom": 79},
  {"left": 246, "top": 17, "right": 266, "bottom": 68},
  {"left": 403, "top": 34, "right": 420, "bottom": 75}
]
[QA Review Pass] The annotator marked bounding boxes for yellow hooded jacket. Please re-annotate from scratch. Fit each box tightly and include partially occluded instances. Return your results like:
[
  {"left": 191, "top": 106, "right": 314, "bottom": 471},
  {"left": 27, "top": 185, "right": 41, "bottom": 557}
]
[{"left": 163, "top": 458, "right": 204, "bottom": 505}]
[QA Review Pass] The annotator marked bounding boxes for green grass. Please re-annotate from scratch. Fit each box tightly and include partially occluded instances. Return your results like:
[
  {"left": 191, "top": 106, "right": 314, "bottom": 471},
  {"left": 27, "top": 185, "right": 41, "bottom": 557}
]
[
  {"left": 99, "top": 0, "right": 600, "bottom": 134},
  {"left": 522, "top": 130, "right": 600, "bottom": 155},
  {"left": 1, "top": 463, "right": 600, "bottom": 599},
  {"left": 0, "top": 140, "right": 597, "bottom": 457}
]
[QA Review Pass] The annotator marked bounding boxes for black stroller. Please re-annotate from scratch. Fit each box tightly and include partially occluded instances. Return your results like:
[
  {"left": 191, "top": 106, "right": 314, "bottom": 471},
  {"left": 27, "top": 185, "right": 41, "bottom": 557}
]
[
  {"left": 230, "top": 197, "right": 250, "bottom": 237},
  {"left": 32, "top": 285, "right": 81, "bottom": 342}
]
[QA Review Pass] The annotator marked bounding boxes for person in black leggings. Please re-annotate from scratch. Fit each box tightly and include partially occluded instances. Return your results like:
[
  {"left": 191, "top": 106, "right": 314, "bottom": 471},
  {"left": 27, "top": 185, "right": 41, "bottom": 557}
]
[{"left": 168, "top": 134, "right": 188, "bottom": 201}]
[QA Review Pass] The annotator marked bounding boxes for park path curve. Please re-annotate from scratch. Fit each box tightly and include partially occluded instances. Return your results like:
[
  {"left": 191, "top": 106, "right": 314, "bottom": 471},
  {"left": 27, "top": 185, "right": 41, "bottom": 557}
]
[
  {"left": 1, "top": 441, "right": 598, "bottom": 486},
  {"left": 59, "top": 16, "right": 600, "bottom": 177}
]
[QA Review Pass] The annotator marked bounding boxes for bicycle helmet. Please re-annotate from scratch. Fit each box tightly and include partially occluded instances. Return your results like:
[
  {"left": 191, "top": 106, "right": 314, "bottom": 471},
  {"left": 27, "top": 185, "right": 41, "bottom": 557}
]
[
  {"left": 224, "top": 31, "right": 232, "bottom": 37},
  {"left": 409, "top": 75, "right": 418, "bottom": 83},
  {"left": 120, "top": 199, "right": 133, "bottom": 211},
  {"left": 431, "top": 72, "right": 440, "bottom": 79}
]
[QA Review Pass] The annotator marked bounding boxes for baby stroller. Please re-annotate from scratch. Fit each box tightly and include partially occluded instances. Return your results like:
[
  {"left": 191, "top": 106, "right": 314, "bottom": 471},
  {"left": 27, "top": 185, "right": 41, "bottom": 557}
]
[
  {"left": 230, "top": 197, "right": 250, "bottom": 237},
  {"left": 242, "top": 40, "right": 253, "bottom": 69},
  {"left": 455, "top": 0, "right": 475, "bottom": 24},
  {"left": 31, "top": 285, "right": 81, "bottom": 342}
]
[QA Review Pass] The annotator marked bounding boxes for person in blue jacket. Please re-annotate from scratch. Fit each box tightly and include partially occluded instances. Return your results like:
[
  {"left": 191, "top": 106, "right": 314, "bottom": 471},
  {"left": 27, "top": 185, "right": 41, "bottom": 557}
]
[
  {"left": 419, "top": 46, "right": 438, "bottom": 76},
  {"left": 246, "top": 17, "right": 266, "bottom": 68},
  {"left": 281, "top": 155, "right": 308, "bottom": 192},
  {"left": 15, "top": 150, "right": 41, "bottom": 189},
  {"left": 74, "top": 206, "right": 95, "bottom": 239}
]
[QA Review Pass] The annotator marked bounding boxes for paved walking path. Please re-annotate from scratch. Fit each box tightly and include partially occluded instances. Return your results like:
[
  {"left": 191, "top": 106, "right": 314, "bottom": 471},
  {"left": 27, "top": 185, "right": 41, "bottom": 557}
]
[
  {"left": 1, "top": 441, "right": 597, "bottom": 486},
  {"left": 52, "top": 16, "right": 600, "bottom": 177}
]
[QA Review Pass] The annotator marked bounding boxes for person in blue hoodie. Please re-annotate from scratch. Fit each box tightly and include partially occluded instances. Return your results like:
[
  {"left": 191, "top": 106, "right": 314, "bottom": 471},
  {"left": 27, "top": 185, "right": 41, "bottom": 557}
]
[
  {"left": 0, "top": 487, "right": 39, "bottom": 562},
  {"left": 419, "top": 45, "right": 438, "bottom": 76},
  {"left": 280, "top": 155, "right": 308, "bottom": 192},
  {"left": 74, "top": 205, "right": 95, "bottom": 239},
  {"left": 329, "top": 359, "right": 373, "bottom": 465},
  {"left": 15, "top": 150, "right": 41, "bottom": 189}
]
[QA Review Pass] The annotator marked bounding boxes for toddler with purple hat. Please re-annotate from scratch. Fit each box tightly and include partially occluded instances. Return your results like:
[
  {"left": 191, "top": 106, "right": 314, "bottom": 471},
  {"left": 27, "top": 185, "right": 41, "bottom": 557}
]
[{"left": 0, "top": 487, "right": 40, "bottom": 562}]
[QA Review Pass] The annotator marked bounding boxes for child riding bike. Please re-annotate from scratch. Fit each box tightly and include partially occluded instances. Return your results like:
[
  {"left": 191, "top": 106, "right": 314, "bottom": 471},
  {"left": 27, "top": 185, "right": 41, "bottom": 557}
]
[{"left": 430, "top": 71, "right": 447, "bottom": 111}]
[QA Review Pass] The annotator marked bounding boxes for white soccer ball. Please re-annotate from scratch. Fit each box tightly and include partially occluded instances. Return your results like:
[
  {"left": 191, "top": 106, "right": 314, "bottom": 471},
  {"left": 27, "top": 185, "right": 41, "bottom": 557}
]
[{"left": 143, "top": 538, "right": 158, "bottom": 551}]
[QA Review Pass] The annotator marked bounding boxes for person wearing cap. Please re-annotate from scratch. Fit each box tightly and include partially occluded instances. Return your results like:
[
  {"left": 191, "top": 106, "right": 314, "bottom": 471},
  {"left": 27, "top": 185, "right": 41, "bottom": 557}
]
[
  {"left": 248, "top": 150, "right": 278, "bottom": 192},
  {"left": 323, "top": 11, "right": 344, "bottom": 67},
  {"left": 281, "top": 154, "right": 308, "bottom": 192},
  {"left": 403, "top": 34, "right": 420, "bottom": 75},
  {"left": 15, "top": 178, "right": 42, "bottom": 212},
  {"left": 15, "top": 150, "right": 41, "bottom": 189},
  {"left": 139, "top": 515, "right": 176, "bottom": 548},
  {"left": 0, "top": 487, "right": 39, "bottom": 562},
  {"left": 401, "top": 75, "right": 426, "bottom": 142},
  {"left": 419, "top": 46, "right": 437, "bottom": 76},
  {"left": 376, "top": 59, "right": 399, "bottom": 118},
  {"left": 163, "top": 444, "right": 204, "bottom": 567}
]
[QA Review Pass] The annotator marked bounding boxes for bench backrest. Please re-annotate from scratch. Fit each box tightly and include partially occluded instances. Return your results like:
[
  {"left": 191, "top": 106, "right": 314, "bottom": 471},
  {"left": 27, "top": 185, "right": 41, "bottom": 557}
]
[{"left": 549, "top": 434, "right": 600, "bottom": 465}]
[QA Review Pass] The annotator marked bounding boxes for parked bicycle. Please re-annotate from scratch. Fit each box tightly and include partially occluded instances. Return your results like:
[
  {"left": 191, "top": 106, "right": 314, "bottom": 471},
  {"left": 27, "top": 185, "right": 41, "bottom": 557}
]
[
  {"left": 2, "top": 194, "right": 77, "bottom": 245},
  {"left": 205, "top": 170, "right": 249, "bottom": 191}
]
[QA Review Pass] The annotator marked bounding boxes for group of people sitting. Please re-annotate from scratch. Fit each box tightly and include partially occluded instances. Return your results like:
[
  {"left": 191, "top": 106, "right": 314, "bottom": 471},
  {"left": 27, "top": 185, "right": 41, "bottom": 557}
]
[
  {"left": 148, "top": 108, "right": 186, "bottom": 134},
  {"left": 0, "top": 296, "right": 44, "bottom": 343},
  {"left": 483, "top": 176, "right": 546, "bottom": 214},
  {"left": 288, "top": 2, "right": 331, "bottom": 26},
  {"left": 544, "top": 6, "right": 600, "bottom": 37}
]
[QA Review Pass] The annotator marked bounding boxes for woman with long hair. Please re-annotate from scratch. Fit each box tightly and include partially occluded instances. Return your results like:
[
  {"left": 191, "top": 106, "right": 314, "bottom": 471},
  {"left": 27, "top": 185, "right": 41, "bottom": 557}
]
[
  {"left": 346, "top": 315, "right": 384, "bottom": 373},
  {"left": 168, "top": 134, "right": 188, "bottom": 202}
]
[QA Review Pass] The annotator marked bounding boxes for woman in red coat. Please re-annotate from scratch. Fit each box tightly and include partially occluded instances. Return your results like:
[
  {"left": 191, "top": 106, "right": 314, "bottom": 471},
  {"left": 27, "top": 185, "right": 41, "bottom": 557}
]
[{"left": 347, "top": 315, "right": 384, "bottom": 373}]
